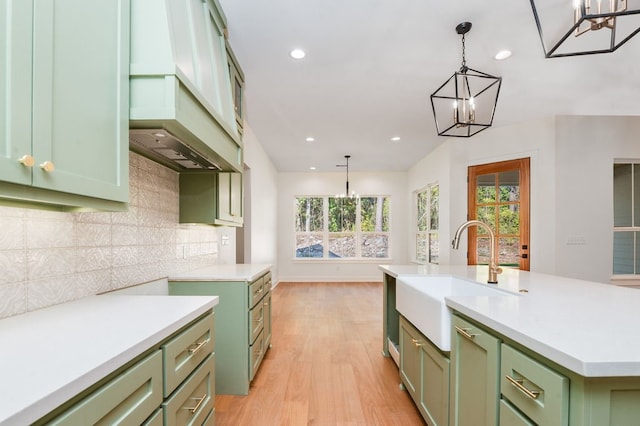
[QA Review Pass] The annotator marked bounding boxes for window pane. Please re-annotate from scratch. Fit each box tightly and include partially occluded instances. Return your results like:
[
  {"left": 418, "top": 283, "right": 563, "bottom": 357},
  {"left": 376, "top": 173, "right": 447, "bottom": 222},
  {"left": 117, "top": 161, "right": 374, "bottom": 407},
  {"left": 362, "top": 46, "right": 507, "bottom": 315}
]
[
  {"left": 499, "top": 205, "right": 520, "bottom": 236},
  {"left": 430, "top": 185, "right": 439, "bottom": 230},
  {"left": 498, "top": 170, "right": 520, "bottom": 202},
  {"left": 476, "top": 174, "right": 496, "bottom": 203},
  {"left": 295, "top": 197, "right": 323, "bottom": 232},
  {"left": 635, "top": 165, "right": 640, "bottom": 227},
  {"left": 329, "top": 197, "right": 356, "bottom": 232},
  {"left": 614, "top": 164, "right": 632, "bottom": 227},
  {"left": 429, "top": 233, "right": 439, "bottom": 264},
  {"left": 329, "top": 233, "right": 355, "bottom": 258},
  {"left": 295, "top": 233, "right": 324, "bottom": 258},
  {"left": 476, "top": 237, "right": 490, "bottom": 264},
  {"left": 417, "top": 191, "right": 429, "bottom": 231},
  {"left": 361, "top": 233, "right": 389, "bottom": 258},
  {"left": 476, "top": 207, "right": 496, "bottom": 235},
  {"left": 499, "top": 237, "right": 519, "bottom": 266},
  {"left": 416, "top": 233, "right": 428, "bottom": 262},
  {"left": 613, "top": 231, "right": 634, "bottom": 274},
  {"left": 361, "top": 196, "right": 389, "bottom": 232}
]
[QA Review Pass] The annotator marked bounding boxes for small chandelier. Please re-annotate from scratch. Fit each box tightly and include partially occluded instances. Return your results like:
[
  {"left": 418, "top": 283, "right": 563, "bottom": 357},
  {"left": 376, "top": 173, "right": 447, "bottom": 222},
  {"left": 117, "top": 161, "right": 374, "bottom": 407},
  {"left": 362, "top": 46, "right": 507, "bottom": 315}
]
[
  {"left": 336, "top": 155, "right": 358, "bottom": 198},
  {"left": 529, "top": 0, "right": 640, "bottom": 58},
  {"left": 430, "top": 22, "right": 502, "bottom": 138}
]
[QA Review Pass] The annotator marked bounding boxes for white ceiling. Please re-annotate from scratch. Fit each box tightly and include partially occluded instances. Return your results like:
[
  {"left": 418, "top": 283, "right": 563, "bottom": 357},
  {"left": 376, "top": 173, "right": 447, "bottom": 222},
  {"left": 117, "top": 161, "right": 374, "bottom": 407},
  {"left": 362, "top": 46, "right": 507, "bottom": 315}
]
[{"left": 217, "top": 0, "right": 640, "bottom": 172}]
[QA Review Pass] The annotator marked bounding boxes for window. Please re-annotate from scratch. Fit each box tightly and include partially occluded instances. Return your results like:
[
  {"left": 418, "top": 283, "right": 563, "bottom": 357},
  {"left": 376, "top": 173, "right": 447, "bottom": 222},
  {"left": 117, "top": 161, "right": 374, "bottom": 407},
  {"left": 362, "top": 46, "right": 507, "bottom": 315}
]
[
  {"left": 295, "top": 196, "right": 390, "bottom": 259},
  {"left": 414, "top": 184, "right": 439, "bottom": 264},
  {"left": 613, "top": 162, "right": 640, "bottom": 275}
]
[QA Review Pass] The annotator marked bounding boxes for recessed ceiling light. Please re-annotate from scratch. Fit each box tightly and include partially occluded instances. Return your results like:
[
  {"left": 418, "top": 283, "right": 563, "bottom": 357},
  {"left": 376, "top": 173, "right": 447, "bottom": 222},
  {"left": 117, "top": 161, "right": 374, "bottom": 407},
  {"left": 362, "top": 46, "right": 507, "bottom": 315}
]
[
  {"left": 495, "top": 50, "right": 512, "bottom": 60},
  {"left": 305, "top": 137, "right": 315, "bottom": 142},
  {"left": 309, "top": 166, "right": 316, "bottom": 170},
  {"left": 290, "top": 49, "right": 306, "bottom": 59},
  {"left": 391, "top": 136, "right": 401, "bottom": 142}
]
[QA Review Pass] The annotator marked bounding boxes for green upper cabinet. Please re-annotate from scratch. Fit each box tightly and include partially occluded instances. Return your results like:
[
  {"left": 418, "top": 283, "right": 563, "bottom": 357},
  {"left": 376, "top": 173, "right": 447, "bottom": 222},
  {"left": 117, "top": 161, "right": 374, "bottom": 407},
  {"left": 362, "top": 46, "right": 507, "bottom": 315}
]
[
  {"left": 179, "top": 172, "right": 243, "bottom": 226},
  {"left": 226, "top": 42, "right": 245, "bottom": 136},
  {"left": 0, "top": 0, "right": 129, "bottom": 210},
  {"left": 130, "top": 0, "right": 243, "bottom": 173}
]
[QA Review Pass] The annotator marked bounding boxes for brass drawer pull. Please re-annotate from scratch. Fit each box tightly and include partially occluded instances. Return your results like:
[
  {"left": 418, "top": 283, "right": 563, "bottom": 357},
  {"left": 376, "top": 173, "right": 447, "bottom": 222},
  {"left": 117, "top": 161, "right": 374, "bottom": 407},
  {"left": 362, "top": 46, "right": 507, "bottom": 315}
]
[
  {"left": 183, "top": 393, "right": 207, "bottom": 413},
  {"left": 506, "top": 375, "right": 540, "bottom": 400},
  {"left": 411, "top": 338, "right": 423, "bottom": 347},
  {"left": 188, "top": 339, "right": 209, "bottom": 355},
  {"left": 455, "top": 326, "right": 478, "bottom": 340}
]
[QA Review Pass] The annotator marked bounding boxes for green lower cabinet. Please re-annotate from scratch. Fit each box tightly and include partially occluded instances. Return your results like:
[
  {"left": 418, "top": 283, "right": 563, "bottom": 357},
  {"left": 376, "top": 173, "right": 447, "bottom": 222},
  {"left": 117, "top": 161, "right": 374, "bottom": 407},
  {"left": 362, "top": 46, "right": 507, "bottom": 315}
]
[
  {"left": 143, "top": 408, "right": 163, "bottom": 426},
  {"left": 450, "top": 315, "right": 500, "bottom": 426},
  {"left": 48, "top": 351, "right": 163, "bottom": 425},
  {"left": 400, "top": 315, "right": 450, "bottom": 426}
]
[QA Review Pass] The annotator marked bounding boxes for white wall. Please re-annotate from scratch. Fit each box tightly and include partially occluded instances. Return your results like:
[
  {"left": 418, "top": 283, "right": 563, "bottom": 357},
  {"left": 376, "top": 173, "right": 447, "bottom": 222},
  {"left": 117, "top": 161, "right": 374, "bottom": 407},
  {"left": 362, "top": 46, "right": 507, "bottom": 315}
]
[
  {"left": 242, "top": 124, "right": 279, "bottom": 281},
  {"left": 408, "top": 115, "right": 640, "bottom": 284},
  {"left": 277, "top": 170, "right": 408, "bottom": 281}
]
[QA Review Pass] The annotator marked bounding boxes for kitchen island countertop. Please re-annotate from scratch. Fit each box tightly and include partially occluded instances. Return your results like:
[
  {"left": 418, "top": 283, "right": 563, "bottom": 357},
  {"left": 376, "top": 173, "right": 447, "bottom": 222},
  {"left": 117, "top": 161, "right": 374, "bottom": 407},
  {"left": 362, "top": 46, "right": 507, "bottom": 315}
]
[
  {"left": 169, "top": 263, "right": 271, "bottom": 282},
  {"left": 380, "top": 264, "right": 640, "bottom": 377}
]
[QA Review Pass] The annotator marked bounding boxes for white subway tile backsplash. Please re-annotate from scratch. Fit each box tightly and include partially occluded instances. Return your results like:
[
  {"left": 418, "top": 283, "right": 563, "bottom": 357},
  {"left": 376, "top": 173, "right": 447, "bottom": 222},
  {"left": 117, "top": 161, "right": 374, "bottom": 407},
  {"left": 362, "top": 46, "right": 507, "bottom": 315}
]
[{"left": 0, "top": 152, "right": 221, "bottom": 319}]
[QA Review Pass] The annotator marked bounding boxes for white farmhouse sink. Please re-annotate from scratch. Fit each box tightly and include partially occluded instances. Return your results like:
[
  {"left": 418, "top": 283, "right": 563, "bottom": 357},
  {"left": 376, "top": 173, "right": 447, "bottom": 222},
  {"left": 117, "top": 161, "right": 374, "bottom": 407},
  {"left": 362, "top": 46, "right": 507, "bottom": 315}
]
[{"left": 396, "top": 276, "right": 513, "bottom": 351}]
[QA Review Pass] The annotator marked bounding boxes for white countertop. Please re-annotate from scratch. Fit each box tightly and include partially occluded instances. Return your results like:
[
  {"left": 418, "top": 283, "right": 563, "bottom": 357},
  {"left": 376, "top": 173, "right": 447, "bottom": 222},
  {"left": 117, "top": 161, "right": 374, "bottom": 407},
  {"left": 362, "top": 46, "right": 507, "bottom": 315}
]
[
  {"left": 0, "top": 294, "right": 218, "bottom": 425},
  {"left": 169, "top": 264, "right": 271, "bottom": 282},
  {"left": 380, "top": 264, "right": 640, "bottom": 377}
]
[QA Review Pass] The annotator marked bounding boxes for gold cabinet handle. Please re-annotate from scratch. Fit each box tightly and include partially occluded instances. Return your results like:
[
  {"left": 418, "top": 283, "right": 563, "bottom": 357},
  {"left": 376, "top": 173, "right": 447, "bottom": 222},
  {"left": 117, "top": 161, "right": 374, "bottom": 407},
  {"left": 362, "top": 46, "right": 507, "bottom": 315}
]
[
  {"left": 506, "top": 375, "right": 540, "bottom": 400},
  {"left": 40, "top": 160, "right": 55, "bottom": 172},
  {"left": 183, "top": 393, "right": 207, "bottom": 413},
  {"left": 188, "top": 338, "right": 209, "bottom": 355},
  {"left": 411, "top": 338, "right": 423, "bottom": 347},
  {"left": 19, "top": 155, "right": 35, "bottom": 167},
  {"left": 455, "top": 326, "right": 478, "bottom": 340}
]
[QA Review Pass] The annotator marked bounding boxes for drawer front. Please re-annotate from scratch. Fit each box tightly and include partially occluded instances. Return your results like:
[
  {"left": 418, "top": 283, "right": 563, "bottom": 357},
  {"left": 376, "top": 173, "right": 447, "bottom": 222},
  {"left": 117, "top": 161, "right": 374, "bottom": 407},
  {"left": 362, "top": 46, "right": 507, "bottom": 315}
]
[
  {"left": 163, "top": 353, "right": 215, "bottom": 426},
  {"left": 162, "top": 311, "right": 215, "bottom": 397},
  {"left": 50, "top": 350, "right": 162, "bottom": 425},
  {"left": 263, "top": 271, "right": 272, "bottom": 290},
  {"left": 248, "top": 276, "right": 264, "bottom": 308},
  {"left": 501, "top": 344, "right": 569, "bottom": 426},
  {"left": 202, "top": 408, "right": 215, "bottom": 426},
  {"left": 499, "top": 399, "right": 535, "bottom": 426},
  {"left": 143, "top": 408, "right": 163, "bottom": 426},
  {"left": 249, "top": 302, "right": 265, "bottom": 344},
  {"left": 249, "top": 330, "right": 265, "bottom": 381}
]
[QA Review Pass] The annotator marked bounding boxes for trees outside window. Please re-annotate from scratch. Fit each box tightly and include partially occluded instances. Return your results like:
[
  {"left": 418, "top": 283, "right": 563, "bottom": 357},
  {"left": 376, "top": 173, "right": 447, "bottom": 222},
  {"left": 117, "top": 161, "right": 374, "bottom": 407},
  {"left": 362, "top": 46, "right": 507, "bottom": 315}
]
[
  {"left": 415, "top": 184, "right": 439, "bottom": 264},
  {"left": 295, "top": 196, "right": 390, "bottom": 259},
  {"left": 613, "top": 162, "right": 640, "bottom": 275}
]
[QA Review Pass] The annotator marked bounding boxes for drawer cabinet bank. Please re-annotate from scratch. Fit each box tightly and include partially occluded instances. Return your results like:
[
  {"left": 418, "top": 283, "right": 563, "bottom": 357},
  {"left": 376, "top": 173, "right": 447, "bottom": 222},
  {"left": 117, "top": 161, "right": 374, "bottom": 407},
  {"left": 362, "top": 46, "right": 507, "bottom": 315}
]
[
  {"left": 169, "top": 265, "right": 272, "bottom": 395},
  {"left": 380, "top": 265, "right": 640, "bottom": 426},
  {"left": 0, "top": 295, "right": 218, "bottom": 425}
]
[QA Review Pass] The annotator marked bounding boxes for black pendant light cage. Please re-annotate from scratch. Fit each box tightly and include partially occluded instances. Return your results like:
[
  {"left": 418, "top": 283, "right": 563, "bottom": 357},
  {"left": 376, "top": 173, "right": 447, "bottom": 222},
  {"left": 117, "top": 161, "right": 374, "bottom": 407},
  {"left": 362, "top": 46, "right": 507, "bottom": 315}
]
[
  {"left": 529, "top": 0, "right": 640, "bottom": 58},
  {"left": 430, "top": 22, "right": 502, "bottom": 138}
]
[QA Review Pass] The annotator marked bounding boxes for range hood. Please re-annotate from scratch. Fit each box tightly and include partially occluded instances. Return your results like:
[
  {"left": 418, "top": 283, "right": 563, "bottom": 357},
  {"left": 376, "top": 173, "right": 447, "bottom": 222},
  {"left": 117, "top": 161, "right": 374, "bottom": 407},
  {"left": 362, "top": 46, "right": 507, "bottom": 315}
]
[{"left": 129, "top": 0, "right": 243, "bottom": 173}]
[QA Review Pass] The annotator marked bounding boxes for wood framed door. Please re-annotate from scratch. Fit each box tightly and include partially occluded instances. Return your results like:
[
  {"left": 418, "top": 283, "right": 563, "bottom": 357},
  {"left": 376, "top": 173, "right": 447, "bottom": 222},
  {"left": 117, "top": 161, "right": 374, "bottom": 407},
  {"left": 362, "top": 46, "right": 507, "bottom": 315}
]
[{"left": 468, "top": 158, "right": 530, "bottom": 270}]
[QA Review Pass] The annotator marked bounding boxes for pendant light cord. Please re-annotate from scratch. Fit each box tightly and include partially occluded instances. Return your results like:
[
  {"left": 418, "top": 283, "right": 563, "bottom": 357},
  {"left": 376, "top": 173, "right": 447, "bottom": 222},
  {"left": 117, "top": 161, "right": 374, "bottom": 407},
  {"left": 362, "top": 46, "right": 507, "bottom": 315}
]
[{"left": 460, "top": 33, "right": 468, "bottom": 73}]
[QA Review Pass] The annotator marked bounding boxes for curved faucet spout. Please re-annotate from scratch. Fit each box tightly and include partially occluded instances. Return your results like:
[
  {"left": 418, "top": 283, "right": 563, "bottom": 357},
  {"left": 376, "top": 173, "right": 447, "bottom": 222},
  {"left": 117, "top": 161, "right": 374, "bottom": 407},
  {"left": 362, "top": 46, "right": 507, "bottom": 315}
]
[{"left": 452, "top": 220, "right": 502, "bottom": 284}]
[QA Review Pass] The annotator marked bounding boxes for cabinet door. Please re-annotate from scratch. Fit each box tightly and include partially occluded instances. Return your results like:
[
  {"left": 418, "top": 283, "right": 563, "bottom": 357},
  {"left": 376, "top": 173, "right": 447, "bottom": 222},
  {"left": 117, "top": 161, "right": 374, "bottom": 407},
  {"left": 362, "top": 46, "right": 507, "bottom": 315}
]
[
  {"left": 450, "top": 315, "right": 500, "bottom": 426},
  {"left": 218, "top": 172, "right": 243, "bottom": 224},
  {"left": 399, "top": 316, "right": 422, "bottom": 402},
  {"left": 31, "top": 0, "right": 129, "bottom": 202},
  {"left": 421, "top": 337, "right": 450, "bottom": 426},
  {"left": 0, "top": 0, "right": 33, "bottom": 185}
]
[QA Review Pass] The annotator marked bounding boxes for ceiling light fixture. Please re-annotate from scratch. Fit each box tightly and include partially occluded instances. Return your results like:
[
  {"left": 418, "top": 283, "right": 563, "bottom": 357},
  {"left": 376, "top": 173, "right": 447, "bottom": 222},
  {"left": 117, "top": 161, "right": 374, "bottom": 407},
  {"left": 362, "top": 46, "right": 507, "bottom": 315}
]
[
  {"left": 336, "top": 155, "right": 358, "bottom": 199},
  {"left": 494, "top": 50, "right": 512, "bottom": 60},
  {"left": 529, "top": 0, "right": 640, "bottom": 58},
  {"left": 391, "top": 136, "right": 401, "bottom": 141},
  {"left": 430, "top": 22, "right": 502, "bottom": 138},
  {"left": 290, "top": 48, "right": 306, "bottom": 59},
  {"left": 305, "top": 137, "right": 315, "bottom": 142}
]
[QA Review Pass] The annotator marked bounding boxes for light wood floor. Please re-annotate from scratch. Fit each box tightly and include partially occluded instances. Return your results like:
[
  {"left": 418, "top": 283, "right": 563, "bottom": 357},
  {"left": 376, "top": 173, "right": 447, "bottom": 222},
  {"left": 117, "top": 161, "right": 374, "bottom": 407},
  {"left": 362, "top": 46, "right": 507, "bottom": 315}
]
[{"left": 215, "top": 281, "right": 426, "bottom": 425}]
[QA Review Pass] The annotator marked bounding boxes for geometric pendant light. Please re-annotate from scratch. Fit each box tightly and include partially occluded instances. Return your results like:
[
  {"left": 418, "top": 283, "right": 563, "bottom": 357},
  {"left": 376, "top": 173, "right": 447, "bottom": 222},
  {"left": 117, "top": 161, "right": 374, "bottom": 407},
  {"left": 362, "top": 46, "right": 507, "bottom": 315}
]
[
  {"left": 430, "top": 22, "right": 502, "bottom": 138},
  {"left": 529, "top": 0, "right": 640, "bottom": 58}
]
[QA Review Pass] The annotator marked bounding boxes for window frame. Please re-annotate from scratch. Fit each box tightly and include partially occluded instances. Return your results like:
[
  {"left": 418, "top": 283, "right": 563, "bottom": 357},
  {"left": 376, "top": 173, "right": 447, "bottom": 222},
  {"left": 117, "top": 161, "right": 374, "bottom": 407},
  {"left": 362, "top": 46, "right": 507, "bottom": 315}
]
[
  {"left": 293, "top": 195, "right": 391, "bottom": 261},
  {"left": 613, "top": 161, "right": 640, "bottom": 278},
  {"left": 413, "top": 183, "right": 439, "bottom": 265}
]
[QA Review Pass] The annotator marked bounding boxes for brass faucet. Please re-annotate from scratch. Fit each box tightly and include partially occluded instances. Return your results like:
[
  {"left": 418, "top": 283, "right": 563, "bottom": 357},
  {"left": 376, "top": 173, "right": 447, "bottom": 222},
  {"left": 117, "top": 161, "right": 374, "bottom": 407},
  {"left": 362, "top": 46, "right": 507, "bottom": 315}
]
[{"left": 452, "top": 220, "right": 502, "bottom": 284}]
